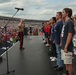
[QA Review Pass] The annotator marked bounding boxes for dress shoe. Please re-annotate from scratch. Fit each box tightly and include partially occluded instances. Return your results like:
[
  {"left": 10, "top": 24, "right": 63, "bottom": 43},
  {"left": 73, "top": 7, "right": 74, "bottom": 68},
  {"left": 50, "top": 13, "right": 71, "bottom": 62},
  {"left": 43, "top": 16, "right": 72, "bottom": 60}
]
[
  {"left": 52, "top": 65, "right": 58, "bottom": 68},
  {"left": 54, "top": 67, "right": 63, "bottom": 71},
  {"left": 44, "top": 42, "right": 47, "bottom": 44}
]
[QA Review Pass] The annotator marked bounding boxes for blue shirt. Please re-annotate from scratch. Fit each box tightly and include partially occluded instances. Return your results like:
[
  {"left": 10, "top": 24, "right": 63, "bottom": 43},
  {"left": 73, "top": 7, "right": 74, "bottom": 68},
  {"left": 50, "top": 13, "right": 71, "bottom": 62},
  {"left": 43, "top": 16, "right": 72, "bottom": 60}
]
[
  {"left": 51, "top": 25, "right": 55, "bottom": 41},
  {"left": 54, "top": 20, "right": 63, "bottom": 45}
]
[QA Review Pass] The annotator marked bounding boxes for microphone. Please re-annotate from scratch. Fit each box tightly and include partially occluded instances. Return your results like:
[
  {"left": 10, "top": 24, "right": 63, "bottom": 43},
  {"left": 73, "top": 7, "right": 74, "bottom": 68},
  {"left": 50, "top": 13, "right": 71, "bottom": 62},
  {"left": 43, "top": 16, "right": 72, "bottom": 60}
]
[{"left": 15, "top": 7, "right": 24, "bottom": 11}]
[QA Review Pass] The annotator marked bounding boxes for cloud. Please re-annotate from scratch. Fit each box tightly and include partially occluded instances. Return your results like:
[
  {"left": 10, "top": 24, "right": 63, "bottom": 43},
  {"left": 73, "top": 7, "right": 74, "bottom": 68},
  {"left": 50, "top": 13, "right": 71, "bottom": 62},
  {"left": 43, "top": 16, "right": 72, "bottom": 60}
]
[
  {"left": 62, "top": 1, "right": 76, "bottom": 15},
  {"left": 68, "top": 1, "right": 76, "bottom": 6},
  {"left": 0, "top": 0, "right": 11, "bottom": 3},
  {"left": 0, "top": 0, "right": 76, "bottom": 20}
]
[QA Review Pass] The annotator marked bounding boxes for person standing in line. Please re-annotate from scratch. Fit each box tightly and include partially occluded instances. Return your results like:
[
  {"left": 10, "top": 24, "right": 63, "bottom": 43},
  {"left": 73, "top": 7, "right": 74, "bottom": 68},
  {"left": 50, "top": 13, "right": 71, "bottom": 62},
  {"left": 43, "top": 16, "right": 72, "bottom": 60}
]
[
  {"left": 61, "top": 8, "right": 74, "bottom": 75},
  {"left": 49, "top": 17, "right": 57, "bottom": 61},
  {"left": 44, "top": 22, "right": 49, "bottom": 46},
  {"left": 54, "top": 12, "right": 64, "bottom": 71},
  {"left": 72, "top": 14, "right": 76, "bottom": 75},
  {"left": 42, "top": 22, "right": 46, "bottom": 43},
  {"left": 45, "top": 22, "right": 50, "bottom": 47},
  {"left": 18, "top": 19, "right": 25, "bottom": 50},
  {"left": 43, "top": 22, "right": 47, "bottom": 44}
]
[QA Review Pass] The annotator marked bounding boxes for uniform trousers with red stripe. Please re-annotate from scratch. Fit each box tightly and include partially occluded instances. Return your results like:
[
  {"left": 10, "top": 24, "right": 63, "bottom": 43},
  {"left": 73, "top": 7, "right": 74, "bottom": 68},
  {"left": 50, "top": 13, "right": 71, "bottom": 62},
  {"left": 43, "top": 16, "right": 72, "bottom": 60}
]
[{"left": 18, "top": 32, "right": 23, "bottom": 49}]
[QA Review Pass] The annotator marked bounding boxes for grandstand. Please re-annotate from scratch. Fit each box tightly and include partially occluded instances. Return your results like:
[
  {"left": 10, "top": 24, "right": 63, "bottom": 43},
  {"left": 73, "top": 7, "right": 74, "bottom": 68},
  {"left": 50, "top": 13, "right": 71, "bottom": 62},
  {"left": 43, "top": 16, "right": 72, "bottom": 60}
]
[
  {"left": 0, "top": 16, "right": 47, "bottom": 27},
  {"left": 0, "top": 15, "right": 47, "bottom": 55}
]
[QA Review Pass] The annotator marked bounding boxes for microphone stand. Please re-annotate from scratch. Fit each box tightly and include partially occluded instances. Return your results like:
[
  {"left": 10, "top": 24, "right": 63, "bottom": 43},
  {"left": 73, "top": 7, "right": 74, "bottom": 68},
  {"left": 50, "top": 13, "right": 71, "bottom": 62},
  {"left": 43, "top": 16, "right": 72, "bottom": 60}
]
[{"left": 2, "top": 9, "right": 20, "bottom": 75}]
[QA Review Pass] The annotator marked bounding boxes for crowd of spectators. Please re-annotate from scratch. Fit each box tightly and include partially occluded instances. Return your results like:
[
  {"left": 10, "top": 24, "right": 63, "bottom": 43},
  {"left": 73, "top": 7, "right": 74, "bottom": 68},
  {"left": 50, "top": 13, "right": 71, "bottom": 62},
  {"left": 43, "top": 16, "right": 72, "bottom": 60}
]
[
  {"left": 0, "top": 24, "right": 19, "bottom": 46},
  {"left": 0, "top": 20, "right": 39, "bottom": 47}
]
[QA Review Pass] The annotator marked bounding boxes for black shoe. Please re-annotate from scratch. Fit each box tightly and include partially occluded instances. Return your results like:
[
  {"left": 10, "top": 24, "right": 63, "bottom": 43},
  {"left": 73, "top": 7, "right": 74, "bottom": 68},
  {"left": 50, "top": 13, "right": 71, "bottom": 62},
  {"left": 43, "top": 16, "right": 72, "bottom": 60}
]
[
  {"left": 52, "top": 65, "right": 58, "bottom": 68},
  {"left": 66, "top": 71, "right": 69, "bottom": 75},
  {"left": 44, "top": 42, "right": 47, "bottom": 44},
  {"left": 43, "top": 39, "right": 44, "bottom": 40},
  {"left": 54, "top": 67, "right": 63, "bottom": 71}
]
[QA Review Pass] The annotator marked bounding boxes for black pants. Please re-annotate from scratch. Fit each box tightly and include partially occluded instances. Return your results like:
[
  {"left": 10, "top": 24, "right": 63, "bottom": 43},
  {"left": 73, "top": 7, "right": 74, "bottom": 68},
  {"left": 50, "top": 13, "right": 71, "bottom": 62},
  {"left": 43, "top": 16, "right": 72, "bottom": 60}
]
[{"left": 50, "top": 41, "right": 57, "bottom": 57}]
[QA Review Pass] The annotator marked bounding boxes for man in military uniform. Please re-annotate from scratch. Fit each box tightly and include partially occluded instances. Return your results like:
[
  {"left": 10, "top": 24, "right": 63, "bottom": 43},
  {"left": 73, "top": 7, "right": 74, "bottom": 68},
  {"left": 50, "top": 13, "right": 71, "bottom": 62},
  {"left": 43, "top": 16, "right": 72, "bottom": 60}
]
[{"left": 18, "top": 19, "right": 25, "bottom": 50}]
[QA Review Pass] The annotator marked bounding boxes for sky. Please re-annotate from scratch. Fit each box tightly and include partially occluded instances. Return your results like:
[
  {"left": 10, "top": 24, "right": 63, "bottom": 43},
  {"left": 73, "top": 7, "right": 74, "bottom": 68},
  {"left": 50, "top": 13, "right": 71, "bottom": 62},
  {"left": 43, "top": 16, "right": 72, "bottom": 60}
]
[{"left": 0, "top": 0, "right": 76, "bottom": 20}]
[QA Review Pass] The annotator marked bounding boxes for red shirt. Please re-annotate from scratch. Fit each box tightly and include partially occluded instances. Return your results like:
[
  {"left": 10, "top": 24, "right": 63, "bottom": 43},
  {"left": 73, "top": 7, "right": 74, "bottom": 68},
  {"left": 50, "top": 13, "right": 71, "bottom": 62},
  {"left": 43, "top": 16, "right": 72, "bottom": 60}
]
[
  {"left": 44, "top": 26, "right": 48, "bottom": 33},
  {"left": 47, "top": 25, "right": 51, "bottom": 35},
  {"left": 4, "top": 34, "right": 11, "bottom": 41}
]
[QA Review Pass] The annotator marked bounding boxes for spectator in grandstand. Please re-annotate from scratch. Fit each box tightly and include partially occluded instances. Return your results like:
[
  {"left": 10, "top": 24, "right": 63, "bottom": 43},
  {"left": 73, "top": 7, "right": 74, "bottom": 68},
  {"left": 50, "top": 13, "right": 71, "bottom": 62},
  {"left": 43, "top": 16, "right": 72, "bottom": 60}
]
[
  {"left": 73, "top": 14, "right": 76, "bottom": 75},
  {"left": 18, "top": 19, "right": 25, "bottom": 50},
  {"left": 54, "top": 12, "right": 63, "bottom": 71},
  {"left": 32, "top": 27, "right": 38, "bottom": 35},
  {"left": 12, "top": 29, "right": 17, "bottom": 43},
  {"left": 23, "top": 24, "right": 28, "bottom": 37},
  {"left": 61, "top": 8, "right": 74, "bottom": 75},
  {"left": 27, "top": 27, "right": 32, "bottom": 39},
  {"left": 29, "top": 27, "right": 32, "bottom": 35}
]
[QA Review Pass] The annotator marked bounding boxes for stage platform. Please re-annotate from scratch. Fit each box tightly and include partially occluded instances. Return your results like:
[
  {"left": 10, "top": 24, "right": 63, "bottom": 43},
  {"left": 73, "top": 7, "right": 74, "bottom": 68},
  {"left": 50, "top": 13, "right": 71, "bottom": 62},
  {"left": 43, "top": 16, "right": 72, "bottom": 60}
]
[{"left": 0, "top": 36, "right": 65, "bottom": 75}]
